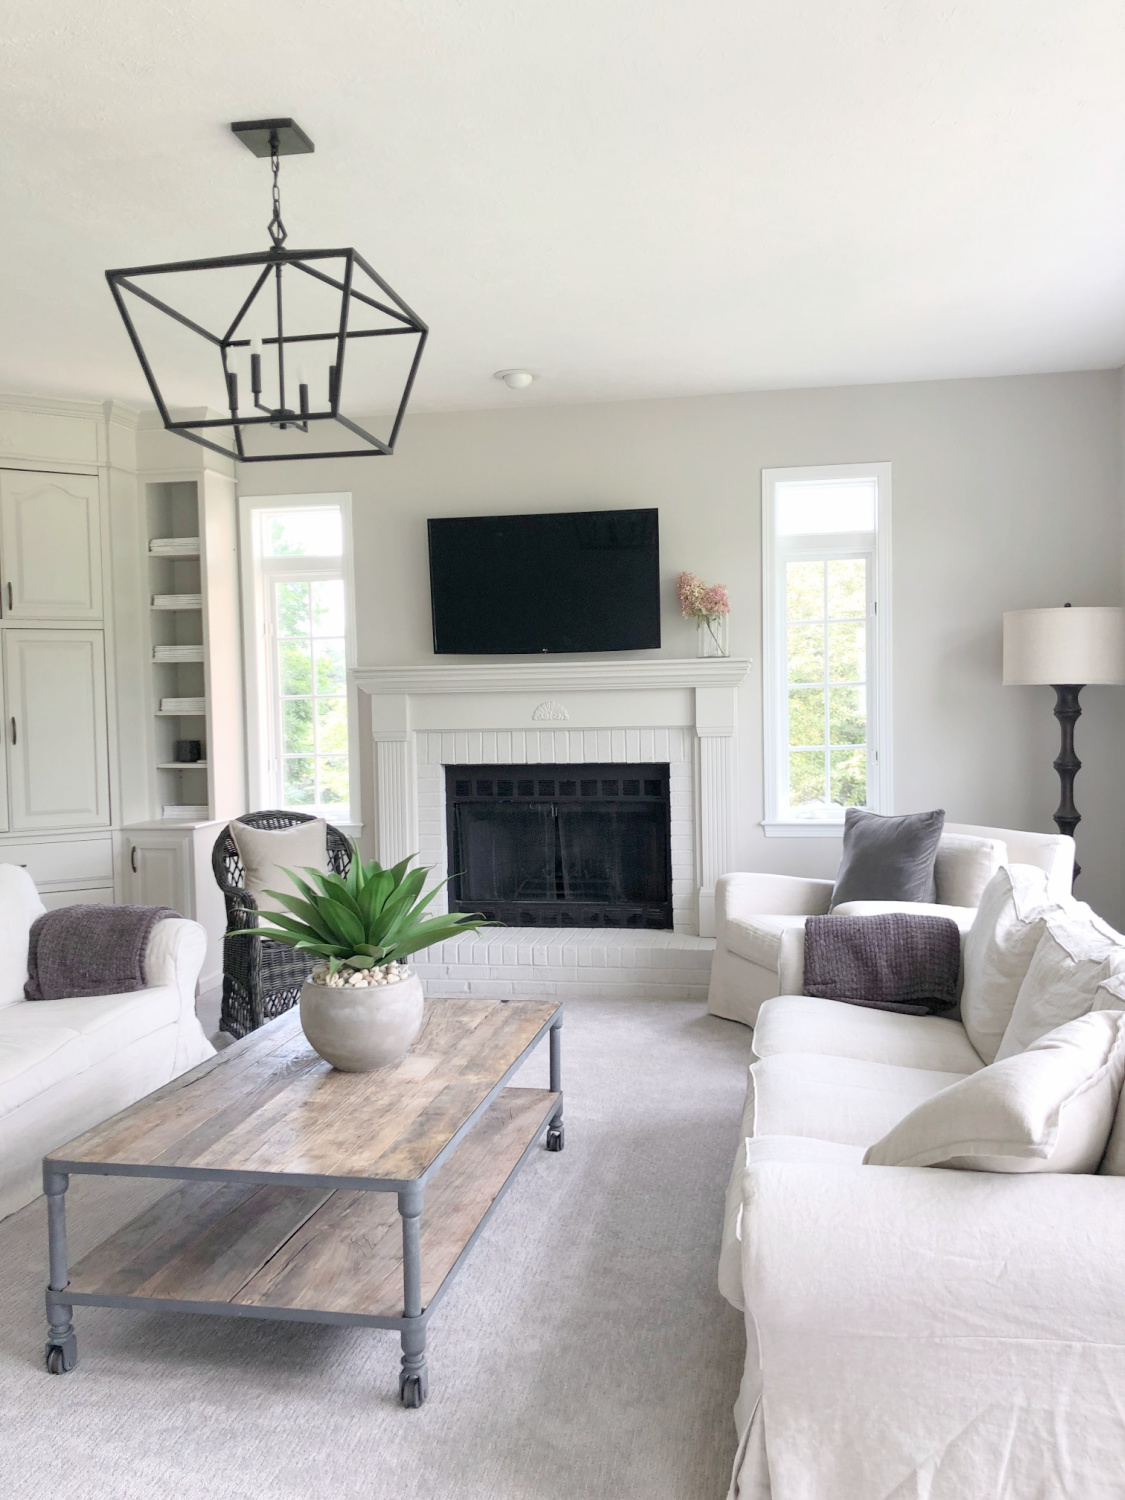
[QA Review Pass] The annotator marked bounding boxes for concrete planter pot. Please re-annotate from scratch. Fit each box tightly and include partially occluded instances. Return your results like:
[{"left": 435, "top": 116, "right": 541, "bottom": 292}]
[{"left": 299, "top": 969, "right": 425, "bottom": 1072}]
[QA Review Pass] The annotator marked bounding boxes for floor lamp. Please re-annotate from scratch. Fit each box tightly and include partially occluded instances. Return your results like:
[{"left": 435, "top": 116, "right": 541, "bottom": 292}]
[{"left": 1003, "top": 604, "right": 1125, "bottom": 880}]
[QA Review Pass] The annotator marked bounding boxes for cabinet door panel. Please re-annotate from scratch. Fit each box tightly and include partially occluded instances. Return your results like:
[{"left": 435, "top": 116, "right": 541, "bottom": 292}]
[
  {"left": 0, "top": 471, "right": 103, "bottom": 619},
  {"left": 6, "top": 630, "right": 110, "bottom": 830},
  {"left": 125, "top": 839, "right": 187, "bottom": 911},
  {"left": 0, "top": 660, "right": 8, "bottom": 833}
]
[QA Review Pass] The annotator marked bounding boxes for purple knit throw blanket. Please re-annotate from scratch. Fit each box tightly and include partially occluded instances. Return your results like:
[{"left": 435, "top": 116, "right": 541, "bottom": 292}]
[
  {"left": 803, "top": 912, "right": 961, "bottom": 1015},
  {"left": 25, "top": 904, "right": 178, "bottom": 1002}
]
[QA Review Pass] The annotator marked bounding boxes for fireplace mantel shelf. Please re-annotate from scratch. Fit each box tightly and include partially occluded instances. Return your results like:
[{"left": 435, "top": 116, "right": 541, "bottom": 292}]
[{"left": 353, "top": 657, "right": 751, "bottom": 695}]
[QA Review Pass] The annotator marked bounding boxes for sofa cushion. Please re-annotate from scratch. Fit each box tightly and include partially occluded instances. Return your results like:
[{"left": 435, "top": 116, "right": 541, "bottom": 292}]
[
  {"left": 995, "top": 912, "right": 1125, "bottom": 1061},
  {"left": 0, "top": 864, "right": 46, "bottom": 1009},
  {"left": 830, "top": 807, "right": 945, "bottom": 907},
  {"left": 229, "top": 817, "right": 329, "bottom": 906},
  {"left": 960, "top": 865, "right": 1063, "bottom": 1065},
  {"left": 864, "top": 1011, "right": 1125, "bottom": 1173},
  {"left": 752, "top": 994, "right": 985, "bottom": 1074},
  {"left": 747, "top": 1052, "right": 969, "bottom": 1148},
  {"left": 934, "top": 833, "right": 1007, "bottom": 909},
  {"left": 0, "top": 985, "right": 180, "bottom": 1121}
]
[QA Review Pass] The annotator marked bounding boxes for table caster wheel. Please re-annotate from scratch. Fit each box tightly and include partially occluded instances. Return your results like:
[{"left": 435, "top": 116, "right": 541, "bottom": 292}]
[
  {"left": 546, "top": 1124, "right": 565, "bottom": 1152},
  {"left": 45, "top": 1342, "right": 75, "bottom": 1375},
  {"left": 400, "top": 1372, "right": 428, "bottom": 1408}
]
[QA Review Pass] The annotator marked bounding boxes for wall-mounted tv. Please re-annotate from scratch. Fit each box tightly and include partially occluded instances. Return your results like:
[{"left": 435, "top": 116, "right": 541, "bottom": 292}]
[{"left": 427, "top": 508, "right": 661, "bottom": 655}]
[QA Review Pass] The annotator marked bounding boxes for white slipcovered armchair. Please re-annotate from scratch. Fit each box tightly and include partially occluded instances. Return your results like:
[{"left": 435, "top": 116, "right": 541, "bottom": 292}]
[
  {"left": 707, "top": 822, "right": 1076, "bottom": 1029},
  {"left": 0, "top": 865, "right": 214, "bottom": 1220}
]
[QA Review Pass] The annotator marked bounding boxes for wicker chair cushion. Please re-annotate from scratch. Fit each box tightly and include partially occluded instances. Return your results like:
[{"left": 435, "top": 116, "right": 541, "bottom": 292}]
[{"left": 229, "top": 817, "right": 329, "bottom": 905}]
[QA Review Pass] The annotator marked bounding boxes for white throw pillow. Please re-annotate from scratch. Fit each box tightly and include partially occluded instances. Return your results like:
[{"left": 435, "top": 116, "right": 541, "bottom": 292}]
[
  {"left": 934, "top": 833, "right": 1007, "bottom": 910},
  {"left": 864, "top": 1010, "right": 1125, "bottom": 1173},
  {"left": 959, "top": 865, "right": 1064, "bottom": 1065},
  {"left": 229, "top": 818, "right": 330, "bottom": 908},
  {"left": 996, "top": 912, "right": 1125, "bottom": 1062},
  {"left": 0, "top": 863, "right": 46, "bottom": 1007}
]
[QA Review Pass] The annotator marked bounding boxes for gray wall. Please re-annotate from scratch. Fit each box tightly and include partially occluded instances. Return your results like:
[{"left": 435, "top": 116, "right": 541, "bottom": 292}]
[{"left": 239, "top": 369, "right": 1125, "bottom": 925}]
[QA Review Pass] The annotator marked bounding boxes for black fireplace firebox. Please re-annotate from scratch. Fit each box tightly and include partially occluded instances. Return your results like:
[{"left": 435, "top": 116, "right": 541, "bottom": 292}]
[{"left": 446, "top": 763, "right": 673, "bottom": 928}]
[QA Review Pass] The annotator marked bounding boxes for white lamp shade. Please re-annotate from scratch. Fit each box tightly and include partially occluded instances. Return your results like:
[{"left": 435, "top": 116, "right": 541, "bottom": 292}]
[{"left": 1003, "top": 606, "right": 1125, "bottom": 685}]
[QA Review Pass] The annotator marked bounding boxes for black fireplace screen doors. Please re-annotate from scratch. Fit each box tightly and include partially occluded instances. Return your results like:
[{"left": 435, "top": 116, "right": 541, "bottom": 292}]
[{"left": 445, "top": 763, "right": 673, "bottom": 928}]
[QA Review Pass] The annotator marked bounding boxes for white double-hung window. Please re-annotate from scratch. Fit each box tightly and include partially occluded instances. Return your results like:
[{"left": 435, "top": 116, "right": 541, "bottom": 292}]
[
  {"left": 240, "top": 493, "right": 357, "bottom": 821},
  {"left": 762, "top": 463, "right": 891, "bottom": 834}
]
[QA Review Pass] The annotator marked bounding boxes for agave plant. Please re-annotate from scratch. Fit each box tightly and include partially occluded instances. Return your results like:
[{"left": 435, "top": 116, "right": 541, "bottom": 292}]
[{"left": 234, "top": 846, "right": 489, "bottom": 977}]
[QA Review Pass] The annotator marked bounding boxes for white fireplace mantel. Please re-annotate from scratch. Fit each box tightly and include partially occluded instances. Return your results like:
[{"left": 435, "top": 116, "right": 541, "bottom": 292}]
[
  {"left": 351, "top": 657, "right": 751, "bottom": 936},
  {"left": 353, "top": 658, "right": 750, "bottom": 696}
]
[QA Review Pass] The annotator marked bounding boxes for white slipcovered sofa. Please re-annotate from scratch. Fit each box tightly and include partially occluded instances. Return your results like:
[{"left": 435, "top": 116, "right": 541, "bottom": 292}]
[
  {"left": 721, "top": 852, "right": 1125, "bottom": 1499},
  {"left": 0, "top": 864, "right": 213, "bottom": 1221},
  {"left": 707, "top": 822, "right": 1075, "bottom": 1028}
]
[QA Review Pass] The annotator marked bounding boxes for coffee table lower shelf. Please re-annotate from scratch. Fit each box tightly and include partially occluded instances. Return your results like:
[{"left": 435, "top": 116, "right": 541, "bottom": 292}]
[{"left": 52, "top": 1086, "right": 559, "bottom": 1401}]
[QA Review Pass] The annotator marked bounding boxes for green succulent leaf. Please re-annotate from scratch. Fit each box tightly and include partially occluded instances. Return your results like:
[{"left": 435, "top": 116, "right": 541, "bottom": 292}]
[
  {"left": 234, "top": 850, "right": 491, "bottom": 969},
  {"left": 297, "top": 867, "right": 365, "bottom": 921},
  {"left": 261, "top": 889, "right": 339, "bottom": 945},
  {"left": 359, "top": 869, "right": 394, "bottom": 925}
]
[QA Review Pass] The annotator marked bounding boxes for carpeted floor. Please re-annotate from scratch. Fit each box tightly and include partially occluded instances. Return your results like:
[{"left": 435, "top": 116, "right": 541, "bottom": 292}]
[{"left": 0, "top": 995, "right": 751, "bottom": 1500}]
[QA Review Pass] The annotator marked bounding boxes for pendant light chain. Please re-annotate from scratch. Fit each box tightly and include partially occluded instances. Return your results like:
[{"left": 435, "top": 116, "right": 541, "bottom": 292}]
[{"left": 267, "top": 139, "right": 288, "bottom": 248}]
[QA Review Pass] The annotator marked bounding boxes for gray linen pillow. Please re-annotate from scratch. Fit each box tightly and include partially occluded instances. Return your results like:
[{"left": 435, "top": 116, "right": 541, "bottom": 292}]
[{"left": 830, "top": 807, "right": 945, "bottom": 908}]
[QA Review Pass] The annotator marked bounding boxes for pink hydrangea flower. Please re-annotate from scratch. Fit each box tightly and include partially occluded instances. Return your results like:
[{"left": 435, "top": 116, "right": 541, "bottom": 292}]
[
  {"left": 677, "top": 571, "right": 729, "bottom": 619},
  {"left": 677, "top": 571, "right": 707, "bottom": 617},
  {"left": 701, "top": 584, "right": 730, "bottom": 618}
]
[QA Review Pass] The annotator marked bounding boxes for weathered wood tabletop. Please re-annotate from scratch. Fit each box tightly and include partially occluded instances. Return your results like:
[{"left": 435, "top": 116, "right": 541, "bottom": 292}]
[{"left": 48, "top": 996, "right": 558, "bottom": 1186}]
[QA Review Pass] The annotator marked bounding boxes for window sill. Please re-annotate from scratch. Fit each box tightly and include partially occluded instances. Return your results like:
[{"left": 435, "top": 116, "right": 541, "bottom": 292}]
[{"left": 761, "top": 820, "right": 846, "bottom": 838}]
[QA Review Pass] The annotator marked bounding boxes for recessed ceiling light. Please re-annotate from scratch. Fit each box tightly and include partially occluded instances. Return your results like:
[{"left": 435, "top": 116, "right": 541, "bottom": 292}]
[{"left": 494, "top": 369, "right": 535, "bottom": 389}]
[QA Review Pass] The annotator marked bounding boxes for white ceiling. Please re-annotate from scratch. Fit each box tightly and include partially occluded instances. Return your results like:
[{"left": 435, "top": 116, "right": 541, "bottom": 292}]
[{"left": 3, "top": 0, "right": 1125, "bottom": 415}]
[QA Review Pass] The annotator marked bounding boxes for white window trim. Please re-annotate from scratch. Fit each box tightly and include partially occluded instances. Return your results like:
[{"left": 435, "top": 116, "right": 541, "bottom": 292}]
[
  {"left": 761, "top": 462, "right": 892, "bottom": 837},
  {"left": 238, "top": 491, "right": 361, "bottom": 830}
]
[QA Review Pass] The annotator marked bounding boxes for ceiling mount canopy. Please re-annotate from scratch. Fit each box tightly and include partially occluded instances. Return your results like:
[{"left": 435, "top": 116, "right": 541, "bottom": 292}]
[{"left": 105, "top": 118, "right": 428, "bottom": 463}]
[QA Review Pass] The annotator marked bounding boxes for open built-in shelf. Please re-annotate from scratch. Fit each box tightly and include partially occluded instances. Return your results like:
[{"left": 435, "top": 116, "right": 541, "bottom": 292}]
[{"left": 140, "top": 474, "right": 243, "bottom": 824}]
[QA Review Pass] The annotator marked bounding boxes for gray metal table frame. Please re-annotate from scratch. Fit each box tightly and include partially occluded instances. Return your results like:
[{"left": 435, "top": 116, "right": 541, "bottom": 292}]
[{"left": 43, "top": 1006, "right": 563, "bottom": 1406}]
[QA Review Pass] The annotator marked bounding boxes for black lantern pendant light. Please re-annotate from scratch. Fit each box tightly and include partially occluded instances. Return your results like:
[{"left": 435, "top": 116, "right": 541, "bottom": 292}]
[{"left": 106, "top": 119, "right": 428, "bottom": 462}]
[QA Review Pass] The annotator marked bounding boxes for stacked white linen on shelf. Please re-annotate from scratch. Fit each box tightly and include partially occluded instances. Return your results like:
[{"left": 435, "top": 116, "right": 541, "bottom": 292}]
[
  {"left": 149, "top": 536, "right": 200, "bottom": 556},
  {"left": 153, "top": 645, "right": 204, "bottom": 663},
  {"left": 159, "top": 697, "right": 206, "bottom": 714}
]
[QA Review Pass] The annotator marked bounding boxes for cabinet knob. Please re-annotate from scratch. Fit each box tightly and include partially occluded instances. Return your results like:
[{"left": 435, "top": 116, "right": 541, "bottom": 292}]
[
  {"left": 5, "top": 583, "right": 10, "bottom": 611},
  {"left": 9, "top": 717, "right": 15, "bottom": 746},
  {"left": 130, "top": 846, "right": 139, "bottom": 874}
]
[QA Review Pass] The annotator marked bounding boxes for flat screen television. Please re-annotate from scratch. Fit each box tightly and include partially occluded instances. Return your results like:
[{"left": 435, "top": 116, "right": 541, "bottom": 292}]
[{"left": 427, "top": 508, "right": 661, "bottom": 654}]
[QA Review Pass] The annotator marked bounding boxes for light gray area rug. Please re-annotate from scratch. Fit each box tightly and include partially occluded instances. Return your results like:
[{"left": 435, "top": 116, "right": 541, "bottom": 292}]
[{"left": 0, "top": 995, "right": 751, "bottom": 1500}]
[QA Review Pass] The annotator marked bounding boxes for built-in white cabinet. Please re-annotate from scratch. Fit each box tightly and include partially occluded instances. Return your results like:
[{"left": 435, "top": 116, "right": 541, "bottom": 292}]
[
  {"left": 124, "top": 822, "right": 227, "bottom": 990},
  {"left": 4, "top": 629, "right": 110, "bottom": 830},
  {"left": 0, "top": 398, "right": 136, "bottom": 913},
  {"left": 0, "top": 470, "right": 103, "bottom": 620},
  {"left": 125, "top": 832, "right": 188, "bottom": 911}
]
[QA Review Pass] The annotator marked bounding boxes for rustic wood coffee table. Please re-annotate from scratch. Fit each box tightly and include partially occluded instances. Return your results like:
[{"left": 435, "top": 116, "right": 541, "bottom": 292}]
[{"left": 42, "top": 997, "right": 563, "bottom": 1406}]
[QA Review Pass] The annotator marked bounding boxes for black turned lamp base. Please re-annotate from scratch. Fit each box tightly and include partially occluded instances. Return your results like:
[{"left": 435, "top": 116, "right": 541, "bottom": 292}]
[{"left": 1051, "top": 683, "right": 1082, "bottom": 882}]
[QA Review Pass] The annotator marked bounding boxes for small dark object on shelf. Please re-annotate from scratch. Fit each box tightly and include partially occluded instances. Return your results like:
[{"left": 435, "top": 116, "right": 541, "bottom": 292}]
[{"left": 175, "top": 740, "right": 203, "bottom": 763}]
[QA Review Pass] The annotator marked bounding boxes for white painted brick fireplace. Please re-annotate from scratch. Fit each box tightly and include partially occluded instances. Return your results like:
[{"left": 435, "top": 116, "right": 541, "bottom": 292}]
[{"left": 352, "top": 658, "right": 749, "bottom": 1001}]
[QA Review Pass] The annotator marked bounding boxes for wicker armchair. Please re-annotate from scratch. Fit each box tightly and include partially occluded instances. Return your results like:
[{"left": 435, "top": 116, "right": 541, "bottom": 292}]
[{"left": 213, "top": 811, "right": 352, "bottom": 1039}]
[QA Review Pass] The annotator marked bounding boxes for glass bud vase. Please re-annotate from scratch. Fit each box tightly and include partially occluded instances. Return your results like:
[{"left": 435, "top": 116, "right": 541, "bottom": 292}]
[{"left": 697, "top": 614, "right": 729, "bottom": 658}]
